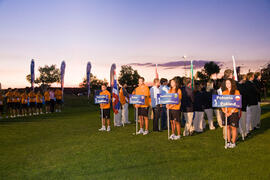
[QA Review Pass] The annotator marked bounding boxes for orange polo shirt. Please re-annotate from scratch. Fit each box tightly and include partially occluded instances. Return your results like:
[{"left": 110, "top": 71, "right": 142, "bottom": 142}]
[
  {"left": 134, "top": 84, "right": 150, "bottom": 108},
  {"left": 168, "top": 88, "right": 182, "bottom": 110},
  {"left": 99, "top": 90, "right": 111, "bottom": 109},
  {"left": 222, "top": 89, "right": 240, "bottom": 114},
  {"left": 44, "top": 91, "right": 50, "bottom": 101}
]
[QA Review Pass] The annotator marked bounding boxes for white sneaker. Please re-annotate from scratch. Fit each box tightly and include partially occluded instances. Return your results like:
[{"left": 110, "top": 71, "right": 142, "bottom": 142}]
[
  {"left": 143, "top": 130, "right": 149, "bottom": 135},
  {"left": 137, "top": 129, "right": 144, "bottom": 134},
  {"left": 174, "top": 135, "right": 181, "bottom": 140},
  {"left": 210, "top": 126, "right": 216, "bottom": 130},
  {"left": 40, "top": 112, "right": 43, "bottom": 114},
  {"left": 99, "top": 126, "right": 106, "bottom": 131},
  {"left": 107, "top": 126, "right": 111, "bottom": 132},
  {"left": 125, "top": 121, "right": 131, "bottom": 124},
  {"left": 115, "top": 124, "right": 122, "bottom": 127},
  {"left": 229, "top": 143, "right": 236, "bottom": 148},
  {"left": 225, "top": 142, "right": 231, "bottom": 148},
  {"left": 169, "top": 134, "right": 175, "bottom": 140}
]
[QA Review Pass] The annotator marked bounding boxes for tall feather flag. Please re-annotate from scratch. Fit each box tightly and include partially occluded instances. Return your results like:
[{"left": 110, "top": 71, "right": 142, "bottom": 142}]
[
  {"left": 30, "top": 59, "right": 35, "bottom": 90},
  {"left": 190, "top": 60, "right": 194, "bottom": 90},
  {"left": 86, "top": 62, "right": 92, "bottom": 99},
  {"left": 155, "top": 64, "right": 159, "bottom": 79},
  {"left": 110, "top": 64, "right": 121, "bottom": 114},
  {"left": 60, "top": 61, "right": 66, "bottom": 100},
  {"left": 232, "top": 55, "right": 238, "bottom": 81}
]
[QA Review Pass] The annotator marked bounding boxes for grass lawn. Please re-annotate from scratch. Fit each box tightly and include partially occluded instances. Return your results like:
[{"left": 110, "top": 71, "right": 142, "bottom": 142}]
[{"left": 0, "top": 95, "right": 270, "bottom": 179}]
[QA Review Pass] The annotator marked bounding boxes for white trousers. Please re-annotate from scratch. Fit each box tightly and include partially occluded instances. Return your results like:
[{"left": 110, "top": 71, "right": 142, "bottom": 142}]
[
  {"left": 239, "top": 111, "right": 247, "bottom": 136},
  {"left": 121, "top": 103, "right": 129, "bottom": 123},
  {"left": 246, "top": 105, "right": 258, "bottom": 133},
  {"left": 204, "top": 109, "right": 215, "bottom": 129},
  {"left": 214, "top": 109, "right": 223, "bottom": 127},
  {"left": 193, "top": 111, "right": 204, "bottom": 132},
  {"left": 255, "top": 103, "right": 261, "bottom": 127},
  {"left": 183, "top": 112, "right": 194, "bottom": 135}
]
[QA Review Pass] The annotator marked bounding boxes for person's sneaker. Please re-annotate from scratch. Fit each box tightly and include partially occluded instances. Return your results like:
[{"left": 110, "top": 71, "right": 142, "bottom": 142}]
[
  {"left": 137, "top": 129, "right": 144, "bottom": 134},
  {"left": 226, "top": 142, "right": 231, "bottom": 148},
  {"left": 229, "top": 143, "right": 236, "bottom": 148},
  {"left": 210, "top": 126, "right": 216, "bottom": 130},
  {"left": 174, "top": 135, "right": 181, "bottom": 140},
  {"left": 143, "top": 130, "right": 149, "bottom": 135},
  {"left": 183, "top": 130, "right": 188, "bottom": 136},
  {"left": 125, "top": 121, "right": 131, "bottom": 124},
  {"left": 115, "top": 124, "right": 122, "bottom": 127},
  {"left": 99, "top": 126, "right": 106, "bottom": 131},
  {"left": 169, "top": 134, "right": 175, "bottom": 140},
  {"left": 107, "top": 126, "right": 111, "bottom": 132}
]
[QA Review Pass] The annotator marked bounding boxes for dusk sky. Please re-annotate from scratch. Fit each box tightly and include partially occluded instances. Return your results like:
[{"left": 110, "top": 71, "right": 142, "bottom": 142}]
[{"left": 0, "top": 0, "right": 270, "bottom": 88}]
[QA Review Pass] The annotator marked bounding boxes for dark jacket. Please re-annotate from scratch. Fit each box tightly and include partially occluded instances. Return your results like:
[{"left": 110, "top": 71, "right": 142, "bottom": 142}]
[
  {"left": 181, "top": 86, "right": 194, "bottom": 112},
  {"left": 237, "top": 82, "right": 248, "bottom": 111},
  {"left": 203, "top": 89, "right": 214, "bottom": 109},
  {"left": 245, "top": 81, "right": 258, "bottom": 106},
  {"left": 193, "top": 90, "right": 204, "bottom": 112},
  {"left": 253, "top": 79, "right": 262, "bottom": 102}
]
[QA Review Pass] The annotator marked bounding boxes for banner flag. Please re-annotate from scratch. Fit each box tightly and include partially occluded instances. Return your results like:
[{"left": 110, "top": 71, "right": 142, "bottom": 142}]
[{"left": 86, "top": 62, "right": 92, "bottom": 99}]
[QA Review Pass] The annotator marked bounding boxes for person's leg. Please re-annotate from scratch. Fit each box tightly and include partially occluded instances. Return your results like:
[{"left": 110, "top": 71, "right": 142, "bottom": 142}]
[
  {"left": 205, "top": 109, "right": 215, "bottom": 129},
  {"left": 215, "top": 109, "right": 223, "bottom": 128},
  {"left": 193, "top": 112, "right": 199, "bottom": 132},
  {"left": 246, "top": 106, "right": 252, "bottom": 134},
  {"left": 198, "top": 112, "right": 204, "bottom": 132},
  {"left": 161, "top": 106, "right": 167, "bottom": 130},
  {"left": 170, "top": 120, "right": 175, "bottom": 135},
  {"left": 227, "top": 126, "right": 231, "bottom": 143},
  {"left": 144, "top": 116, "right": 149, "bottom": 131},
  {"left": 231, "top": 126, "right": 237, "bottom": 144},
  {"left": 139, "top": 116, "right": 144, "bottom": 129},
  {"left": 256, "top": 103, "right": 261, "bottom": 128},
  {"left": 107, "top": 118, "right": 110, "bottom": 126},
  {"left": 176, "top": 121, "right": 181, "bottom": 136}
]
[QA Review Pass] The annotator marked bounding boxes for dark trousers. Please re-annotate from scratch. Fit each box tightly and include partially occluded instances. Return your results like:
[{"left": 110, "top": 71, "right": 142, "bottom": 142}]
[
  {"left": 153, "top": 106, "right": 161, "bottom": 131},
  {"left": 50, "top": 99, "right": 55, "bottom": 113},
  {"left": 161, "top": 106, "right": 167, "bottom": 130}
]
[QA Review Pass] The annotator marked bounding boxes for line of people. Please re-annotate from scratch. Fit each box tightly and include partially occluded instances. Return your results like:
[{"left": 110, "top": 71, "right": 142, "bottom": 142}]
[
  {"left": 97, "top": 69, "right": 262, "bottom": 148},
  {"left": 0, "top": 88, "right": 64, "bottom": 119}
]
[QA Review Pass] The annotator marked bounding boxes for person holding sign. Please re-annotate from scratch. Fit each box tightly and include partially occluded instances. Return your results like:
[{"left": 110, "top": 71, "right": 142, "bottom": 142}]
[
  {"left": 222, "top": 79, "right": 240, "bottom": 148},
  {"left": 150, "top": 78, "right": 161, "bottom": 132},
  {"left": 166, "top": 78, "right": 182, "bottom": 140},
  {"left": 99, "top": 84, "right": 112, "bottom": 132},
  {"left": 134, "top": 77, "right": 150, "bottom": 135}
]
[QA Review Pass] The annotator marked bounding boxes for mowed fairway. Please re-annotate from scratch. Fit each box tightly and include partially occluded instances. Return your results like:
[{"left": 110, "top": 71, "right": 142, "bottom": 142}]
[{"left": 0, "top": 95, "right": 270, "bottom": 180}]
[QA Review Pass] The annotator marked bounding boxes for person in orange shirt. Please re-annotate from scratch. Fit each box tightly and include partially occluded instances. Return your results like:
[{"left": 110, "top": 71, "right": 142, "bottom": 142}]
[
  {"left": 44, "top": 89, "right": 50, "bottom": 114},
  {"left": 166, "top": 77, "right": 182, "bottom": 140},
  {"left": 134, "top": 77, "right": 151, "bottom": 135},
  {"left": 21, "top": 90, "right": 29, "bottom": 116},
  {"left": 222, "top": 79, "right": 240, "bottom": 148},
  {"left": 5, "top": 89, "right": 14, "bottom": 118},
  {"left": 0, "top": 90, "right": 5, "bottom": 119},
  {"left": 36, "top": 90, "right": 43, "bottom": 115},
  {"left": 28, "top": 90, "right": 36, "bottom": 116},
  {"left": 54, "top": 88, "right": 63, "bottom": 112},
  {"left": 99, "top": 83, "right": 112, "bottom": 132},
  {"left": 13, "top": 89, "right": 21, "bottom": 117}
]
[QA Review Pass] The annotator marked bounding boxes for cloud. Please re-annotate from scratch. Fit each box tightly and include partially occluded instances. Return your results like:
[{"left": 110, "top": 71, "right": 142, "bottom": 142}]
[{"left": 128, "top": 60, "right": 222, "bottom": 69}]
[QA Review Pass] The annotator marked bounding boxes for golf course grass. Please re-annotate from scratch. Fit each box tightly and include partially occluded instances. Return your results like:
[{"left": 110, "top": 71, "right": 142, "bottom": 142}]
[{"left": 0, "top": 95, "right": 269, "bottom": 179}]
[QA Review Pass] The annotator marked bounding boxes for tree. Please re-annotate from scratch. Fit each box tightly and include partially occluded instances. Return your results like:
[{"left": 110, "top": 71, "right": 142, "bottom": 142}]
[
  {"left": 204, "top": 61, "right": 220, "bottom": 78},
  {"left": 196, "top": 70, "right": 208, "bottom": 81},
  {"left": 118, "top": 65, "right": 140, "bottom": 88},
  {"left": 26, "top": 65, "right": 60, "bottom": 87},
  {"left": 79, "top": 73, "right": 108, "bottom": 90}
]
